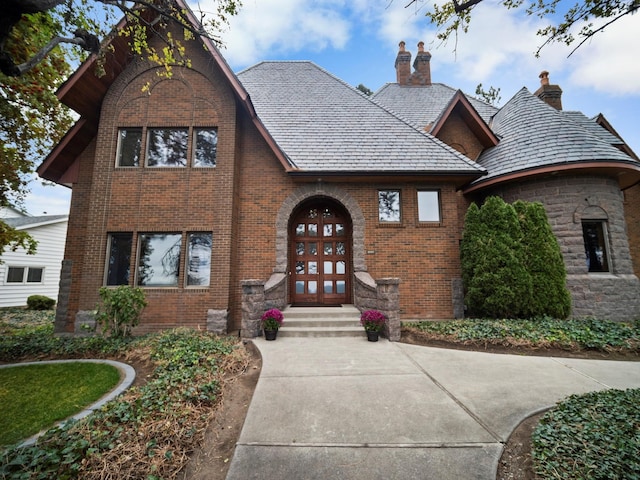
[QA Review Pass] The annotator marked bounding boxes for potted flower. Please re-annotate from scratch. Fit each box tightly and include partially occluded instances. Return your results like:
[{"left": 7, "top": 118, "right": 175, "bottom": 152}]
[
  {"left": 360, "top": 309, "right": 386, "bottom": 342},
  {"left": 261, "top": 308, "right": 284, "bottom": 341}
]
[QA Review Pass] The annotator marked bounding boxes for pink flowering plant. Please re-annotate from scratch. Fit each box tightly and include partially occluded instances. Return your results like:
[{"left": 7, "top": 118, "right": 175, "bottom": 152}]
[
  {"left": 360, "top": 309, "right": 386, "bottom": 332},
  {"left": 261, "top": 308, "right": 284, "bottom": 331}
]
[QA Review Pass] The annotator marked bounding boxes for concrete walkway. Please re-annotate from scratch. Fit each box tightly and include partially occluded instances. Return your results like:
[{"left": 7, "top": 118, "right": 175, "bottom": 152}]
[{"left": 226, "top": 337, "right": 640, "bottom": 480}]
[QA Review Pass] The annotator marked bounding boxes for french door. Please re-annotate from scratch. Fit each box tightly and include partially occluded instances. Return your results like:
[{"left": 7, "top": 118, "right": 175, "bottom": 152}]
[{"left": 290, "top": 202, "right": 350, "bottom": 305}]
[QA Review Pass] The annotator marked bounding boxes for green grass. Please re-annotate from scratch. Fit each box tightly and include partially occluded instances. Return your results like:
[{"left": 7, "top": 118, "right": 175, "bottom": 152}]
[{"left": 0, "top": 362, "right": 121, "bottom": 446}]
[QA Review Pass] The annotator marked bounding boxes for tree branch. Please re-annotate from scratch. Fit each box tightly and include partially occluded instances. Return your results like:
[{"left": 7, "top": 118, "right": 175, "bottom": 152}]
[{"left": 15, "top": 36, "right": 85, "bottom": 76}]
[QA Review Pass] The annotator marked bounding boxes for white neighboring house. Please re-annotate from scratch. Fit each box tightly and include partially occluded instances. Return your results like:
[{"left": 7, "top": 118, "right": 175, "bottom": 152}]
[{"left": 1, "top": 206, "right": 68, "bottom": 307}]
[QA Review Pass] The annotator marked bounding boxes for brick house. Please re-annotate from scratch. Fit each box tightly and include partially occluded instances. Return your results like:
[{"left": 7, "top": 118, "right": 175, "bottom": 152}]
[{"left": 37, "top": 8, "right": 640, "bottom": 338}]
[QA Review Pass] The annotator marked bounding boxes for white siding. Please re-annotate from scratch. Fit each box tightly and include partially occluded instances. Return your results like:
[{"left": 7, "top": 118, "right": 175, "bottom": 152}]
[{"left": 0, "top": 220, "right": 68, "bottom": 307}]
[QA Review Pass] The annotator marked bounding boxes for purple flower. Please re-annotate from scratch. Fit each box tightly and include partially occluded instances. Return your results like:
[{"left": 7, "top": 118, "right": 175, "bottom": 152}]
[
  {"left": 360, "top": 310, "right": 386, "bottom": 332},
  {"left": 261, "top": 308, "right": 284, "bottom": 330}
]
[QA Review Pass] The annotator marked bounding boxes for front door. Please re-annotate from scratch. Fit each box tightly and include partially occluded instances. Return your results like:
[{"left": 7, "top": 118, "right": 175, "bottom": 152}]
[{"left": 290, "top": 202, "right": 350, "bottom": 305}]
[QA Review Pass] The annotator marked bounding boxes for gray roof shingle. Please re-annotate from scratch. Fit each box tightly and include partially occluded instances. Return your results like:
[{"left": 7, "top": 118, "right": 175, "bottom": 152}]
[
  {"left": 372, "top": 83, "right": 498, "bottom": 128},
  {"left": 475, "top": 88, "right": 637, "bottom": 183},
  {"left": 238, "top": 62, "right": 485, "bottom": 174}
]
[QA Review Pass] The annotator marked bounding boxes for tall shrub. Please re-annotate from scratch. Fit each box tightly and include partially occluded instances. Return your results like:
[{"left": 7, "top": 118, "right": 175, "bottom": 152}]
[
  {"left": 461, "top": 196, "right": 532, "bottom": 318},
  {"left": 514, "top": 201, "right": 571, "bottom": 318}
]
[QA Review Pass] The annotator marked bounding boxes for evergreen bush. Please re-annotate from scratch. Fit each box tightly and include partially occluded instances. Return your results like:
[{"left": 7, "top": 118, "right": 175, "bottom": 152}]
[
  {"left": 26, "top": 295, "right": 55, "bottom": 310},
  {"left": 461, "top": 197, "right": 532, "bottom": 318},
  {"left": 514, "top": 200, "right": 571, "bottom": 318}
]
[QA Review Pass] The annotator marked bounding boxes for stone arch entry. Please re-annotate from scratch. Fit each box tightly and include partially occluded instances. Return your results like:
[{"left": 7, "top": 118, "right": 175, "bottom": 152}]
[{"left": 274, "top": 184, "right": 367, "bottom": 304}]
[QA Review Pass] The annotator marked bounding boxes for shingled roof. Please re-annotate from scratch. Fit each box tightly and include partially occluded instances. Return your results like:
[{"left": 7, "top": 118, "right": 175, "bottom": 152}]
[
  {"left": 238, "top": 61, "right": 486, "bottom": 177},
  {"left": 473, "top": 88, "right": 638, "bottom": 186},
  {"left": 372, "top": 83, "right": 498, "bottom": 129}
]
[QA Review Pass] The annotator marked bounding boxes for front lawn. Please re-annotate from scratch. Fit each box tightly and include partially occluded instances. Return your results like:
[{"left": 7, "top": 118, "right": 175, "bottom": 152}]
[
  {"left": 0, "top": 309, "right": 249, "bottom": 479},
  {"left": 0, "top": 362, "right": 121, "bottom": 446}
]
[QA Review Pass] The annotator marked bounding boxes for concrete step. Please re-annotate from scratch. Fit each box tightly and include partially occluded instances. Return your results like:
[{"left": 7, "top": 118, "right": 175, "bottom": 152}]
[{"left": 278, "top": 305, "right": 364, "bottom": 338}]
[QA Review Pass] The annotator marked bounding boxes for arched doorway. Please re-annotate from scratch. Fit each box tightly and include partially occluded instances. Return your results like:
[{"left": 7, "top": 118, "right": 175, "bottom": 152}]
[{"left": 290, "top": 199, "right": 352, "bottom": 305}]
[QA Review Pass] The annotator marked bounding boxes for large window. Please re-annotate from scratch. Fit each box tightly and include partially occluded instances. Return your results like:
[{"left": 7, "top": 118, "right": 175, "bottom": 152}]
[
  {"left": 146, "top": 128, "right": 189, "bottom": 167},
  {"left": 582, "top": 221, "right": 610, "bottom": 272},
  {"left": 116, "top": 128, "right": 142, "bottom": 166},
  {"left": 417, "top": 190, "right": 441, "bottom": 222},
  {"left": 378, "top": 190, "right": 401, "bottom": 223},
  {"left": 193, "top": 128, "right": 218, "bottom": 167},
  {"left": 137, "top": 233, "right": 182, "bottom": 286},
  {"left": 6, "top": 267, "right": 44, "bottom": 284},
  {"left": 106, "top": 233, "right": 133, "bottom": 285}
]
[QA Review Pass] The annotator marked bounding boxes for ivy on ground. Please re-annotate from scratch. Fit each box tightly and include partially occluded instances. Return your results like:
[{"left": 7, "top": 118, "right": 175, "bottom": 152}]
[{"left": 532, "top": 388, "right": 640, "bottom": 479}]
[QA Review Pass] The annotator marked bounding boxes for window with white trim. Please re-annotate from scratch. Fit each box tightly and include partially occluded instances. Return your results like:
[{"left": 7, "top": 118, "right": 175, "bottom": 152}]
[{"left": 6, "top": 266, "right": 44, "bottom": 284}]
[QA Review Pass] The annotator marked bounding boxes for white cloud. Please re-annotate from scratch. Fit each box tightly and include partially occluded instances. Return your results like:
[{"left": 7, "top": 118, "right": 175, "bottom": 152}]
[
  {"left": 195, "top": 0, "right": 353, "bottom": 67},
  {"left": 566, "top": 13, "right": 640, "bottom": 95}
]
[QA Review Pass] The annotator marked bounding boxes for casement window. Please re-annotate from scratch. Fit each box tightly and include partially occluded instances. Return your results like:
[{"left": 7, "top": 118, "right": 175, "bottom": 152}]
[
  {"left": 6, "top": 266, "right": 44, "bottom": 284},
  {"left": 116, "top": 127, "right": 217, "bottom": 168},
  {"left": 116, "top": 128, "right": 142, "bottom": 167},
  {"left": 187, "top": 233, "right": 212, "bottom": 286},
  {"left": 193, "top": 128, "right": 218, "bottom": 167},
  {"left": 417, "top": 190, "right": 441, "bottom": 223},
  {"left": 106, "top": 233, "right": 133, "bottom": 285},
  {"left": 378, "top": 190, "right": 401, "bottom": 223},
  {"left": 582, "top": 221, "right": 610, "bottom": 272}
]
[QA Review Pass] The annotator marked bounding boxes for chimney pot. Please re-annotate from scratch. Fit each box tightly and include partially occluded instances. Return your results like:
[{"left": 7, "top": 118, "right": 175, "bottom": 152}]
[
  {"left": 417, "top": 41, "right": 425, "bottom": 53},
  {"left": 399, "top": 41, "right": 406, "bottom": 52},
  {"left": 539, "top": 70, "right": 550, "bottom": 85}
]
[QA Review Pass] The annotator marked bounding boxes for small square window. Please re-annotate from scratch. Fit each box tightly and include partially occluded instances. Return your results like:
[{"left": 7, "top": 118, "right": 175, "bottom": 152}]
[
  {"left": 146, "top": 128, "right": 188, "bottom": 167},
  {"left": 378, "top": 190, "right": 401, "bottom": 223},
  {"left": 193, "top": 128, "right": 218, "bottom": 167},
  {"left": 26, "top": 268, "right": 44, "bottom": 283},
  {"left": 582, "top": 221, "right": 610, "bottom": 272},
  {"left": 417, "top": 191, "right": 441, "bottom": 222},
  {"left": 116, "top": 128, "right": 142, "bottom": 167},
  {"left": 6, "top": 267, "right": 25, "bottom": 283}
]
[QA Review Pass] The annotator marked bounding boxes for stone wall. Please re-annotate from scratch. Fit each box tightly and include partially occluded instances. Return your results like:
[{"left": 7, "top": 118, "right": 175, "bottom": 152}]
[
  {"left": 354, "top": 272, "right": 401, "bottom": 341},
  {"left": 487, "top": 174, "right": 640, "bottom": 321}
]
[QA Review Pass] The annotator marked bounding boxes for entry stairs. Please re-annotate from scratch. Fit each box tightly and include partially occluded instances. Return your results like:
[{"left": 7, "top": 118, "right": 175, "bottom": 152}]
[{"left": 278, "top": 305, "right": 363, "bottom": 338}]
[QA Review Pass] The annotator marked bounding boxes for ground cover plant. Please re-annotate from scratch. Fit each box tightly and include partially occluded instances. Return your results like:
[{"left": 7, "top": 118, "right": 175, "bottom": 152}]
[
  {"left": 404, "top": 316, "right": 640, "bottom": 353},
  {"left": 0, "top": 362, "right": 121, "bottom": 446},
  {"left": 0, "top": 308, "right": 250, "bottom": 479},
  {"left": 532, "top": 388, "right": 640, "bottom": 479}
]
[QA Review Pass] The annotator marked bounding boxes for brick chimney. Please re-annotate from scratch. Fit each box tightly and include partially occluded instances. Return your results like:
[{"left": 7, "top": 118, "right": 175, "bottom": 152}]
[
  {"left": 395, "top": 41, "right": 412, "bottom": 85},
  {"left": 412, "top": 41, "right": 432, "bottom": 85},
  {"left": 534, "top": 71, "right": 562, "bottom": 110},
  {"left": 395, "top": 41, "right": 432, "bottom": 86}
]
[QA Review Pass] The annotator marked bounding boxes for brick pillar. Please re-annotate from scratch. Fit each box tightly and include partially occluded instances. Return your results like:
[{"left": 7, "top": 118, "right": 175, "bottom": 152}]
[{"left": 54, "top": 259, "right": 72, "bottom": 336}]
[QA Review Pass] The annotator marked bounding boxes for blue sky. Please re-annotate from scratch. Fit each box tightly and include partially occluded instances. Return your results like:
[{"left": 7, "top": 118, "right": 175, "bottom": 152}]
[{"left": 24, "top": 0, "right": 640, "bottom": 215}]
